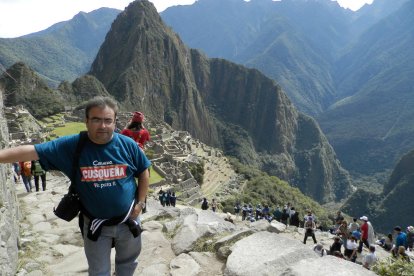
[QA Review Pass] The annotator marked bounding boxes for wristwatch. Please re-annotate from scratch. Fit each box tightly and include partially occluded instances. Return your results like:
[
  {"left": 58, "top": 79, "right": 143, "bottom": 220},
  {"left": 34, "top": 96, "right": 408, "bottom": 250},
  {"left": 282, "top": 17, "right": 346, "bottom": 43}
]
[{"left": 137, "top": 201, "right": 146, "bottom": 209}]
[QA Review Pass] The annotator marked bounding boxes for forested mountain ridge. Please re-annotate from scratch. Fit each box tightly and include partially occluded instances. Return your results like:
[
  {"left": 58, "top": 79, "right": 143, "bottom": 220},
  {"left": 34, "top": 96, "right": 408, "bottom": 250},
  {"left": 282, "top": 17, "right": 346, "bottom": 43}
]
[
  {"left": 88, "top": 0, "right": 351, "bottom": 203},
  {"left": 0, "top": 8, "right": 119, "bottom": 86},
  {"left": 160, "top": 0, "right": 413, "bottom": 176}
]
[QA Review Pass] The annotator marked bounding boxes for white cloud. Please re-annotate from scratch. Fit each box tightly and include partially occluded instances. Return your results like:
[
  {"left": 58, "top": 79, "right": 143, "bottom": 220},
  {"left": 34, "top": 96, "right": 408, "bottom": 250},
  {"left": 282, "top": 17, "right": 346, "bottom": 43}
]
[{"left": 336, "top": 0, "right": 374, "bottom": 11}]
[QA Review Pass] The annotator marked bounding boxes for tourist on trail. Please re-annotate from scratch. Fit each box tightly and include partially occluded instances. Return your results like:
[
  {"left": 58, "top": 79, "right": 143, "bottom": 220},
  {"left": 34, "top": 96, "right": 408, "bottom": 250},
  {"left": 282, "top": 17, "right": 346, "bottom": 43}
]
[
  {"left": 12, "top": 162, "right": 21, "bottom": 183},
  {"left": 234, "top": 202, "right": 241, "bottom": 219},
  {"left": 358, "top": 216, "right": 371, "bottom": 253},
  {"left": 31, "top": 159, "right": 47, "bottom": 191},
  {"left": 19, "top": 161, "right": 33, "bottom": 192},
  {"left": 0, "top": 96, "right": 150, "bottom": 275},
  {"left": 330, "top": 236, "right": 342, "bottom": 255},
  {"left": 348, "top": 217, "right": 359, "bottom": 233},
  {"left": 344, "top": 235, "right": 358, "bottom": 262},
  {"left": 336, "top": 220, "right": 350, "bottom": 246},
  {"left": 281, "top": 206, "right": 289, "bottom": 225},
  {"left": 304, "top": 210, "right": 315, "bottom": 224},
  {"left": 247, "top": 203, "right": 253, "bottom": 216},
  {"left": 166, "top": 190, "right": 171, "bottom": 206},
  {"left": 255, "top": 204, "right": 262, "bottom": 220},
  {"left": 272, "top": 206, "right": 282, "bottom": 222},
  {"left": 334, "top": 211, "right": 344, "bottom": 231},
  {"left": 120, "top": 111, "right": 150, "bottom": 150},
  {"left": 201, "top": 198, "right": 209, "bottom": 210},
  {"left": 170, "top": 192, "right": 177, "bottom": 207},
  {"left": 406, "top": 226, "right": 414, "bottom": 251},
  {"left": 363, "top": 245, "right": 377, "bottom": 269},
  {"left": 289, "top": 207, "right": 300, "bottom": 227},
  {"left": 211, "top": 198, "right": 218, "bottom": 212},
  {"left": 241, "top": 204, "right": 248, "bottom": 221},
  {"left": 392, "top": 226, "right": 407, "bottom": 257},
  {"left": 303, "top": 217, "right": 317, "bottom": 244}
]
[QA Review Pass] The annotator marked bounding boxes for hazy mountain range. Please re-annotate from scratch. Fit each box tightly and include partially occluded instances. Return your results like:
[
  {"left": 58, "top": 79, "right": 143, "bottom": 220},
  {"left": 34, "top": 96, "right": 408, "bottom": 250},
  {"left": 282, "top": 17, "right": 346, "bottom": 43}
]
[{"left": 0, "top": 0, "right": 413, "bottom": 231}]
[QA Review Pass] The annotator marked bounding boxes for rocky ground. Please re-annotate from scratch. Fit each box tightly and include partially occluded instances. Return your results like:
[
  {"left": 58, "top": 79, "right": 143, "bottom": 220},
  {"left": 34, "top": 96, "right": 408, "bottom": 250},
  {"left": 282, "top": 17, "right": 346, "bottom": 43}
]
[{"left": 15, "top": 172, "right": 403, "bottom": 276}]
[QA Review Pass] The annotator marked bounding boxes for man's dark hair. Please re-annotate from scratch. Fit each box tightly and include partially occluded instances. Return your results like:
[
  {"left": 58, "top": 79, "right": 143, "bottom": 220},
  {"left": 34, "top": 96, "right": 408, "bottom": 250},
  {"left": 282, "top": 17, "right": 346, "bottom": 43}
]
[
  {"left": 85, "top": 96, "right": 118, "bottom": 119},
  {"left": 127, "top": 121, "right": 142, "bottom": 130}
]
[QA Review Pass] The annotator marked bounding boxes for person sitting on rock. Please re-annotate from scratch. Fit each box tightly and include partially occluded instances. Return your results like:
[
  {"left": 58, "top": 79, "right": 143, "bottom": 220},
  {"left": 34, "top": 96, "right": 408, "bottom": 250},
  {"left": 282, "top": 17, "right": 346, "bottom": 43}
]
[
  {"left": 329, "top": 236, "right": 342, "bottom": 255},
  {"left": 344, "top": 235, "right": 358, "bottom": 262},
  {"left": 363, "top": 245, "right": 377, "bottom": 270},
  {"left": 397, "top": 246, "right": 411, "bottom": 262},
  {"left": 303, "top": 217, "right": 317, "bottom": 244}
]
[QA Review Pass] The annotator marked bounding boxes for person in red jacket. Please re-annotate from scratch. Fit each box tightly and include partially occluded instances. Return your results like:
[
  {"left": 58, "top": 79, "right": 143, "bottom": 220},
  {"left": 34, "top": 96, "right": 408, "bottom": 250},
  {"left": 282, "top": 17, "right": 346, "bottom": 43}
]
[
  {"left": 121, "top": 112, "right": 150, "bottom": 149},
  {"left": 358, "top": 216, "right": 370, "bottom": 253}
]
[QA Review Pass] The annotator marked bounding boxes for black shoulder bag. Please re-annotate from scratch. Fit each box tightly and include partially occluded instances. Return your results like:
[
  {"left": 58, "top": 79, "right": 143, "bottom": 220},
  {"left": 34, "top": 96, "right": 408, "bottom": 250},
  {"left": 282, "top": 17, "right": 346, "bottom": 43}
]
[{"left": 53, "top": 131, "right": 88, "bottom": 222}]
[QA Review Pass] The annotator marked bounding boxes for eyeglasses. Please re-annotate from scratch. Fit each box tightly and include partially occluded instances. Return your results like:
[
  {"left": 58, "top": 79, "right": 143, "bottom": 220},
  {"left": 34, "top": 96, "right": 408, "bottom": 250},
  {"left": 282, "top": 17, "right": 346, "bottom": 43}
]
[{"left": 89, "top": 118, "right": 114, "bottom": 125}]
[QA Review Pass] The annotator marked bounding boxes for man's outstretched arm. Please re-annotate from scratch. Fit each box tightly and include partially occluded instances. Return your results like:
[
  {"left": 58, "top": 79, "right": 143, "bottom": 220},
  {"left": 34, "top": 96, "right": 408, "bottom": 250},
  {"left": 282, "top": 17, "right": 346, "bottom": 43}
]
[{"left": 0, "top": 145, "right": 39, "bottom": 163}]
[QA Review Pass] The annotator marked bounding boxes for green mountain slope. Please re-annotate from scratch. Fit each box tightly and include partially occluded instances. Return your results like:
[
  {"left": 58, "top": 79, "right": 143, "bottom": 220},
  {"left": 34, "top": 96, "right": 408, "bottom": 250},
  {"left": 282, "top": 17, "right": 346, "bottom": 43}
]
[
  {"left": 0, "top": 8, "right": 119, "bottom": 86},
  {"left": 319, "top": 1, "right": 414, "bottom": 173},
  {"left": 161, "top": 0, "right": 352, "bottom": 115}
]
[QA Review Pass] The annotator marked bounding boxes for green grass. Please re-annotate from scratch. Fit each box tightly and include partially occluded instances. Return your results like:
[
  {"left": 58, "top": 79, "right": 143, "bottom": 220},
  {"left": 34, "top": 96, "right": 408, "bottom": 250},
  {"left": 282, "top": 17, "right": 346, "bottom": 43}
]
[
  {"left": 52, "top": 122, "right": 86, "bottom": 137},
  {"left": 150, "top": 167, "right": 164, "bottom": 185}
]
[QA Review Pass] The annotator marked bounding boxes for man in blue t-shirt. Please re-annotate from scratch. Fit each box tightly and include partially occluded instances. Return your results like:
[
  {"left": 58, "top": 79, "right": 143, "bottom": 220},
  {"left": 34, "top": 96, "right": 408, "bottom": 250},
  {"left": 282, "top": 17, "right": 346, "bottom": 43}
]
[
  {"left": 0, "top": 96, "right": 150, "bottom": 275},
  {"left": 393, "top": 226, "right": 407, "bottom": 257}
]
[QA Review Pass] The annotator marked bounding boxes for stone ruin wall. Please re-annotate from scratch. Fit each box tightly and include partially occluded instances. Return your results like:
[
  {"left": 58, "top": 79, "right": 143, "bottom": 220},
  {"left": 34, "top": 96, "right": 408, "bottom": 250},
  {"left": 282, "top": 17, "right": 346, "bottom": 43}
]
[{"left": 0, "top": 89, "right": 20, "bottom": 275}]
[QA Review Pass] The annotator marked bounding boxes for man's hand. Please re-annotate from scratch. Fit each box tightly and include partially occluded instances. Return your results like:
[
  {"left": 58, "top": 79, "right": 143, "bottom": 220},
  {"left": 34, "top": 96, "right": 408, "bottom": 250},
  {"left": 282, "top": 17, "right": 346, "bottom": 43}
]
[{"left": 130, "top": 204, "right": 142, "bottom": 219}]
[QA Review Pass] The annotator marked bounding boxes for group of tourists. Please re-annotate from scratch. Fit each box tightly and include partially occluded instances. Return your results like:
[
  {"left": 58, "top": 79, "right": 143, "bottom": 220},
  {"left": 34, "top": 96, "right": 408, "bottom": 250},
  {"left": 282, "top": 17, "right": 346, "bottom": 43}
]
[
  {"left": 157, "top": 188, "right": 177, "bottom": 207},
  {"left": 233, "top": 202, "right": 303, "bottom": 226},
  {"left": 13, "top": 159, "right": 47, "bottom": 192},
  {"left": 323, "top": 211, "right": 412, "bottom": 269}
]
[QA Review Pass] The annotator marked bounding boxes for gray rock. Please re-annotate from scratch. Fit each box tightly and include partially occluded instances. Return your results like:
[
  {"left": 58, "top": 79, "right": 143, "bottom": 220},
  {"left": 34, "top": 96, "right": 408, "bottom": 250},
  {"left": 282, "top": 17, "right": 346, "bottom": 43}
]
[
  {"left": 217, "top": 246, "right": 232, "bottom": 261},
  {"left": 189, "top": 252, "right": 225, "bottom": 275},
  {"left": 214, "top": 229, "right": 254, "bottom": 251},
  {"left": 142, "top": 220, "right": 163, "bottom": 232},
  {"left": 249, "top": 220, "right": 270, "bottom": 232},
  {"left": 269, "top": 221, "right": 287, "bottom": 233},
  {"left": 170, "top": 253, "right": 200, "bottom": 276},
  {"left": 171, "top": 214, "right": 210, "bottom": 254},
  {"left": 225, "top": 232, "right": 316, "bottom": 276},
  {"left": 282, "top": 255, "right": 377, "bottom": 276}
]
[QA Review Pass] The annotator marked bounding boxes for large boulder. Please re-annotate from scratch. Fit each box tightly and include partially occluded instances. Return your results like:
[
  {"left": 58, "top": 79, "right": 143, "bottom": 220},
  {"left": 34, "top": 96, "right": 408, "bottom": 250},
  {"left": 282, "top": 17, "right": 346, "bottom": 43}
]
[
  {"left": 224, "top": 231, "right": 375, "bottom": 276},
  {"left": 225, "top": 232, "right": 315, "bottom": 276},
  {"left": 171, "top": 210, "right": 236, "bottom": 255}
]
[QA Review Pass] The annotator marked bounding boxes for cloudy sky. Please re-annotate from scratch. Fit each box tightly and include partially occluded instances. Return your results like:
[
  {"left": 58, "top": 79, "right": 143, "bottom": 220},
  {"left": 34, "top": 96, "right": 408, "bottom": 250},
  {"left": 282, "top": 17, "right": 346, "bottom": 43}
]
[{"left": 0, "top": 0, "right": 374, "bottom": 38}]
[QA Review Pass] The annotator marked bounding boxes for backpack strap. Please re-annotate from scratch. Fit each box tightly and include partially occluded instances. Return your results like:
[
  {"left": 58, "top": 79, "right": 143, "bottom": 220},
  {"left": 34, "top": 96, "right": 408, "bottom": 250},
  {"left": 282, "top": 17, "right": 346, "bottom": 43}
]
[{"left": 68, "top": 131, "right": 88, "bottom": 195}]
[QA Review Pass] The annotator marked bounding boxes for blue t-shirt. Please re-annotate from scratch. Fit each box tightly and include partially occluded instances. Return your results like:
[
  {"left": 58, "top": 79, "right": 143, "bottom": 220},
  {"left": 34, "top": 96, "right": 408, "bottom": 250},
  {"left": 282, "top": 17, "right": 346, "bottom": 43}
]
[
  {"left": 35, "top": 132, "right": 151, "bottom": 218},
  {"left": 396, "top": 232, "right": 407, "bottom": 247}
]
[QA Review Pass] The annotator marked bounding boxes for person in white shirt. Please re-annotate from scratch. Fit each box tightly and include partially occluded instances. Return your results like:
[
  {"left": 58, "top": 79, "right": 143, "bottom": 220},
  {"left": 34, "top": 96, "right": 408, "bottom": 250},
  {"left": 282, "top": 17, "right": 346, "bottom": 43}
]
[{"left": 363, "top": 245, "right": 378, "bottom": 269}]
